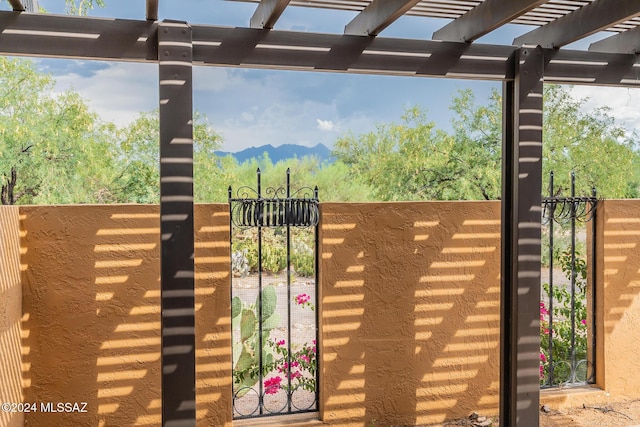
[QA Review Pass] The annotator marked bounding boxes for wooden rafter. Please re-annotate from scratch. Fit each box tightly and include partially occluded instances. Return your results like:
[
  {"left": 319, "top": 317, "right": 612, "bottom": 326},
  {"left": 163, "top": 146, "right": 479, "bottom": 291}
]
[
  {"left": 250, "top": 0, "right": 291, "bottom": 29},
  {"left": 146, "top": 0, "right": 158, "bottom": 21},
  {"left": 589, "top": 27, "right": 640, "bottom": 54},
  {"left": 514, "top": 0, "right": 640, "bottom": 48},
  {"left": 344, "top": 0, "right": 421, "bottom": 36},
  {"left": 8, "top": 0, "right": 25, "bottom": 12},
  {"left": 433, "top": 0, "right": 547, "bottom": 42}
]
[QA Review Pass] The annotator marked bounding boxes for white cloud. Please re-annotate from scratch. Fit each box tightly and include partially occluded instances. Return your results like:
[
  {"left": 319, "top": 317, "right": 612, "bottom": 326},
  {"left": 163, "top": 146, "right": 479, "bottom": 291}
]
[
  {"left": 52, "top": 62, "right": 158, "bottom": 126},
  {"left": 316, "top": 119, "right": 335, "bottom": 131},
  {"left": 569, "top": 85, "right": 640, "bottom": 134}
]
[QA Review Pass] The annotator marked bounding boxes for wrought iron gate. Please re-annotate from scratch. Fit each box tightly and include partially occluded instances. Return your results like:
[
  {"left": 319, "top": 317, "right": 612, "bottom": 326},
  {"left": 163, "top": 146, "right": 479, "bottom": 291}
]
[
  {"left": 540, "top": 171, "right": 598, "bottom": 388},
  {"left": 229, "top": 168, "right": 319, "bottom": 419}
]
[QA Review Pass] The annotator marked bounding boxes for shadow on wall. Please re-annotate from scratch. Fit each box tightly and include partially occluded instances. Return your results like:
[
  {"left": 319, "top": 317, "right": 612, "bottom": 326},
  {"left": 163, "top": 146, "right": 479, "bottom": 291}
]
[
  {"left": 596, "top": 200, "right": 640, "bottom": 394},
  {"left": 0, "top": 206, "right": 23, "bottom": 427},
  {"left": 320, "top": 201, "right": 502, "bottom": 426},
  {"left": 20, "top": 205, "right": 162, "bottom": 426},
  {"left": 19, "top": 204, "right": 232, "bottom": 426},
  {"left": 193, "top": 204, "right": 233, "bottom": 426}
]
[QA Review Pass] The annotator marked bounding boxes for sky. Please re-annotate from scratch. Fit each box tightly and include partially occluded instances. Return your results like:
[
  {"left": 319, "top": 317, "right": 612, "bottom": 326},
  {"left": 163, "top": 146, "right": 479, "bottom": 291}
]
[{"left": 6, "top": 0, "right": 640, "bottom": 152}]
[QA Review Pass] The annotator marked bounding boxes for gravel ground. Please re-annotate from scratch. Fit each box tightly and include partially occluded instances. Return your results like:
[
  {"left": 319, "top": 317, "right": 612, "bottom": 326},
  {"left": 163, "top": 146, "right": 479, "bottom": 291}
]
[{"left": 433, "top": 399, "right": 640, "bottom": 427}]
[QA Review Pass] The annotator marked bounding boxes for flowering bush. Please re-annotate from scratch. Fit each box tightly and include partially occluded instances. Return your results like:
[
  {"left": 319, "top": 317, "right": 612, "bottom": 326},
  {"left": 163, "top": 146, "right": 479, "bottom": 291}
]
[
  {"left": 295, "top": 293, "right": 314, "bottom": 310},
  {"left": 264, "top": 338, "right": 317, "bottom": 393},
  {"left": 233, "top": 287, "right": 317, "bottom": 397},
  {"left": 264, "top": 376, "right": 282, "bottom": 395},
  {"left": 540, "top": 250, "right": 588, "bottom": 386}
]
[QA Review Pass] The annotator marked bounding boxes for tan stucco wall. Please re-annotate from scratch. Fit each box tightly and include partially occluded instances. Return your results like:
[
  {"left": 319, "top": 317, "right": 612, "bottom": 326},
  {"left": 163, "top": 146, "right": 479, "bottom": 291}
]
[
  {"left": 19, "top": 204, "right": 232, "bottom": 427},
  {"left": 0, "top": 206, "right": 23, "bottom": 427},
  {"left": 319, "top": 202, "right": 502, "bottom": 426},
  {"left": 595, "top": 199, "right": 640, "bottom": 396}
]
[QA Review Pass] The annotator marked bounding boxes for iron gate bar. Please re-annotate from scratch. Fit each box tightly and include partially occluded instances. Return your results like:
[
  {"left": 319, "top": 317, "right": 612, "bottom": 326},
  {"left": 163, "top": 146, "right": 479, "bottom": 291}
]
[
  {"left": 286, "top": 171, "right": 292, "bottom": 413},
  {"left": 229, "top": 168, "right": 319, "bottom": 419},
  {"left": 548, "top": 171, "right": 555, "bottom": 386},
  {"left": 570, "top": 172, "right": 577, "bottom": 382},
  {"left": 258, "top": 169, "right": 264, "bottom": 414},
  {"left": 541, "top": 171, "right": 598, "bottom": 389},
  {"left": 590, "top": 185, "right": 597, "bottom": 386}
]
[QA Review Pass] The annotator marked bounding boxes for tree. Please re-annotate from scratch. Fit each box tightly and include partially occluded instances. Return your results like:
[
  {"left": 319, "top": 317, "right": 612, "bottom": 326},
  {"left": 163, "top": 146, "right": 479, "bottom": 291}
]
[
  {"left": 0, "top": 57, "right": 116, "bottom": 205},
  {"left": 542, "top": 85, "right": 640, "bottom": 198},
  {"left": 111, "top": 110, "right": 225, "bottom": 203},
  {"left": 333, "top": 106, "right": 487, "bottom": 201},
  {"left": 2, "top": 0, "right": 105, "bottom": 14},
  {"left": 64, "top": 0, "right": 105, "bottom": 15},
  {"left": 333, "top": 85, "right": 640, "bottom": 201},
  {"left": 225, "top": 154, "right": 374, "bottom": 203}
]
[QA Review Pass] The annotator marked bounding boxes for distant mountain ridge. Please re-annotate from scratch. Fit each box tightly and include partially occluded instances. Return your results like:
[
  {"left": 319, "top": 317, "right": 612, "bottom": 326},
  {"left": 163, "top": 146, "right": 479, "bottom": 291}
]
[{"left": 215, "top": 143, "right": 333, "bottom": 164}]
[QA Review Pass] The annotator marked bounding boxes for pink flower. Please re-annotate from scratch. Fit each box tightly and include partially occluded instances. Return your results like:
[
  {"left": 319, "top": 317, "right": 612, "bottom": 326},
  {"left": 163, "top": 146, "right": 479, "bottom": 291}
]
[
  {"left": 301, "top": 355, "right": 310, "bottom": 363},
  {"left": 278, "top": 361, "right": 299, "bottom": 373},
  {"left": 264, "top": 376, "right": 282, "bottom": 395},
  {"left": 540, "top": 364, "right": 544, "bottom": 378},
  {"left": 543, "top": 328, "right": 550, "bottom": 335},
  {"left": 581, "top": 319, "right": 587, "bottom": 325},
  {"left": 290, "top": 371, "right": 302, "bottom": 380},
  {"left": 539, "top": 302, "right": 549, "bottom": 320},
  {"left": 540, "top": 353, "right": 547, "bottom": 363},
  {"left": 296, "top": 293, "right": 311, "bottom": 305},
  {"left": 276, "top": 340, "right": 285, "bottom": 347}
]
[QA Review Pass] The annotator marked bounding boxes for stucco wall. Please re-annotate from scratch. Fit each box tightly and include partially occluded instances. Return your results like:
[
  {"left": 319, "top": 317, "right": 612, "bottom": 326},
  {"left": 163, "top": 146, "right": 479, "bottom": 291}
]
[
  {"left": 19, "top": 204, "right": 232, "bottom": 427},
  {"left": 595, "top": 199, "right": 640, "bottom": 396},
  {"left": 0, "top": 206, "right": 23, "bottom": 427},
  {"left": 319, "top": 202, "right": 502, "bottom": 426},
  {"left": 11, "top": 199, "right": 640, "bottom": 425}
]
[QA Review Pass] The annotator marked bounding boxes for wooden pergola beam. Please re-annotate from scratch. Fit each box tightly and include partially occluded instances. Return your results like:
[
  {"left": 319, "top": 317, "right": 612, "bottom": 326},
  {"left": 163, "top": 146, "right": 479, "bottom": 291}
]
[{"left": 1, "top": 11, "right": 640, "bottom": 87}]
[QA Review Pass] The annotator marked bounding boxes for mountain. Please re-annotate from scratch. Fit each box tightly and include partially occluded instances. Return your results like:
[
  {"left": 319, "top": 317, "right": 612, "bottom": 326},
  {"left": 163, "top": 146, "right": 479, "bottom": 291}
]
[{"left": 215, "top": 143, "right": 333, "bottom": 164}]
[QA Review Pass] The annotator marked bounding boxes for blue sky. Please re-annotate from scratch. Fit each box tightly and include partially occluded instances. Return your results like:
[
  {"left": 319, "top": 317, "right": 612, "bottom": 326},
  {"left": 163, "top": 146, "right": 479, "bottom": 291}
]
[{"left": 8, "top": 0, "right": 640, "bottom": 151}]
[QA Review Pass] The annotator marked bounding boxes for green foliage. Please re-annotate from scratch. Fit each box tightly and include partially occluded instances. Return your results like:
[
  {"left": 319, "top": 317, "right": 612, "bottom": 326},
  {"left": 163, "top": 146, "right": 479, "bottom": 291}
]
[
  {"left": 333, "top": 85, "right": 640, "bottom": 201},
  {"left": 63, "top": 0, "right": 106, "bottom": 15},
  {"left": 291, "top": 237, "right": 315, "bottom": 277},
  {"left": 231, "top": 227, "right": 316, "bottom": 277},
  {"left": 543, "top": 85, "right": 640, "bottom": 198},
  {"left": 3, "top": 56, "right": 639, "bottom": 205},
  {"left": 0, "top": 57, "right": 117, "bottom": 205},
  {"left": 224, "top": 154, "right": 373, "bottom": 203},
  {"left": 111, "top": 110, "right": 224, "bottom": 203},
  {"left": 333, "top": 107, "right": 463, "bottom": 201}
]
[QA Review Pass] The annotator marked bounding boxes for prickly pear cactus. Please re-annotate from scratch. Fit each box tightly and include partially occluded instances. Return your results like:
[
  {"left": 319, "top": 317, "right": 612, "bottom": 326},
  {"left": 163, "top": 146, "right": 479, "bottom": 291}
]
[
  {"left": 232, "top": 249, "right": 250, "bottom": 277},
  {"left": 231, "top": 285, "right": 280, "bottom": 396}
]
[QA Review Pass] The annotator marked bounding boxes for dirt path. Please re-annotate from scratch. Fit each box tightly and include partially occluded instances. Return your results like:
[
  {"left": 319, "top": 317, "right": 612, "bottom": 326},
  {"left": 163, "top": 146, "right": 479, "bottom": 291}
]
[{"left": 437, "top": 399, "right": 640, "bottom": 427}]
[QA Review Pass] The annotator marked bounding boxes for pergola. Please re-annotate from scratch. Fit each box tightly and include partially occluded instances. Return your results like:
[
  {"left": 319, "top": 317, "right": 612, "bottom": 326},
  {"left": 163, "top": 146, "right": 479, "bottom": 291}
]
[{"left": 2, "top": 0, "right": 639, "bottom": 425}]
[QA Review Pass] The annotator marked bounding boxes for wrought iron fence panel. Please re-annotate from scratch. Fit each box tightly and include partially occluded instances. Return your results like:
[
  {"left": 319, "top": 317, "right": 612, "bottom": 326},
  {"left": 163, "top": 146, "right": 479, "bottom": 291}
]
[
  {"left": 229, "top": 168, "right": 319, "bottom": 419},
  {"left": 540, "top": 171, "right": 598, "bottom": 389}
]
